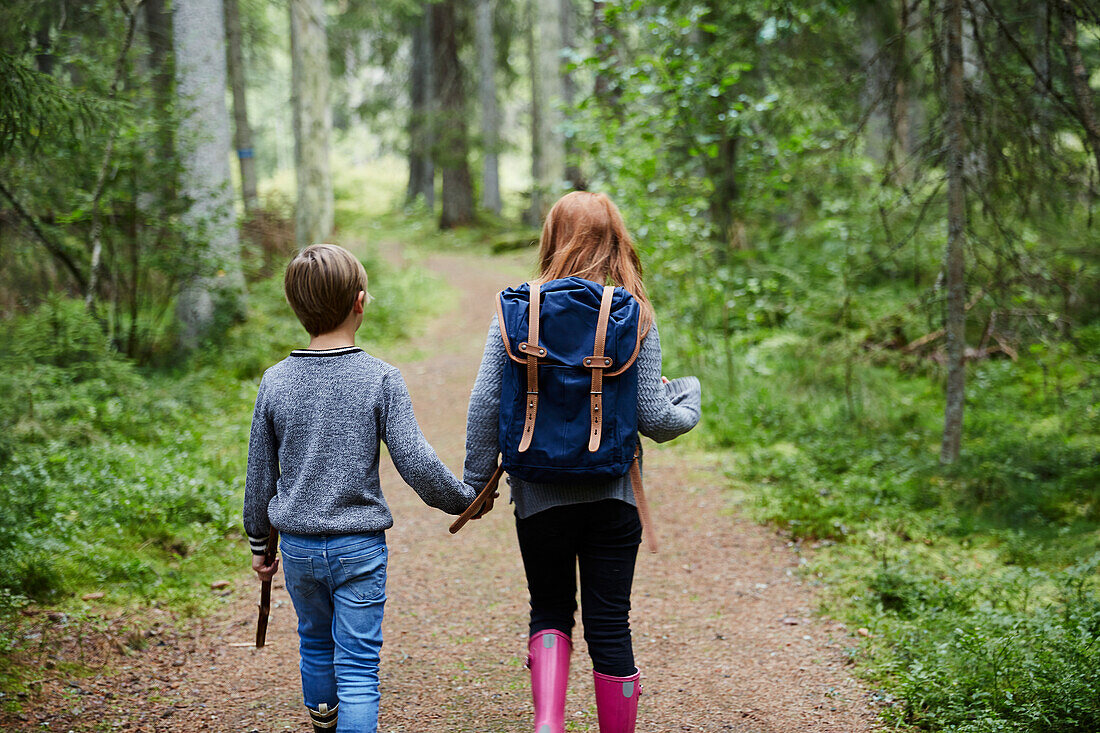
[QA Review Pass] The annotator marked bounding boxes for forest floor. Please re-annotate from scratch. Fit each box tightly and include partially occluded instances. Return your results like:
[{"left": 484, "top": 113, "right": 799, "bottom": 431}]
[{"left": 2, "top": 243, "right": 882, "bottom": 732}]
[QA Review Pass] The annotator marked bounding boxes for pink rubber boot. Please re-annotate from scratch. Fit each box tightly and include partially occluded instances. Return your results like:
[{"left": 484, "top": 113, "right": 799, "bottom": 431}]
[
  {"left": 593, "top": 668, "right": 641, "bottom": 733},
  {"left": 527, "top": 629, "right": 572, "bottom": 733}
]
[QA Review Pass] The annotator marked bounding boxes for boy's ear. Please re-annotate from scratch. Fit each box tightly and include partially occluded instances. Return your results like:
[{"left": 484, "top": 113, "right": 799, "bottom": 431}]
[{"left": 353, "top": 290, "right": 366, "bottom": 315}]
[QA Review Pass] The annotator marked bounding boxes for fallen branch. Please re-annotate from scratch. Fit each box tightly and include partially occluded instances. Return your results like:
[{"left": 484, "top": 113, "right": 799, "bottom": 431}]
[{"left": 903, "top": 328, "right": 944, "bottom": 353}]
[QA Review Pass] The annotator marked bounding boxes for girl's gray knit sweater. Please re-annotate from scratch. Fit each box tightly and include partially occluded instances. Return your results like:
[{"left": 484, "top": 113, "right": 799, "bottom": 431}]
[
  {"left": 243, "top": 347, "right": 475, "bottom": 555},
  {"left": 464, "top": 316, "right": 702, "bottom": 518}
]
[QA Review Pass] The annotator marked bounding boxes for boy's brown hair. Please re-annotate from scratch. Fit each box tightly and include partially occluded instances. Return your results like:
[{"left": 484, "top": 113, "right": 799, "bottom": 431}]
[{"left": 284, "top": 244, "right": 372, "bottom": 336}]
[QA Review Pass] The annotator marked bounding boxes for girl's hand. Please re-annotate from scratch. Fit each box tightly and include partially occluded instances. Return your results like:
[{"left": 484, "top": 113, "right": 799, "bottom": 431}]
[
  {"left": 252, "top": 553, "right": 280, "bottom": 582},
  {"left": 470, "top": 490, "right": 499, "bottom": 520},
  {"left": 661, "top": 375, "right": 670, "bottom": 384}
]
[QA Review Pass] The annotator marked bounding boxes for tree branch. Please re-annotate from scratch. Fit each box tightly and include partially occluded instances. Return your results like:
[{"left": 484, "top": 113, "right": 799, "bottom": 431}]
[
  {"left": 0, "top": 176, "right": 87, "bottom": 291},
  {"left": 974, "top": 0, "right": 1097, "bottom": 154}
]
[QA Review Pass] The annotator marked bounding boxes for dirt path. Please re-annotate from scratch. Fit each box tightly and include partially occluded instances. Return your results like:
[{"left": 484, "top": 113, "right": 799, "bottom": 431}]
[{"left": 7, "top": 249, "right": 879, "bottom": 732}]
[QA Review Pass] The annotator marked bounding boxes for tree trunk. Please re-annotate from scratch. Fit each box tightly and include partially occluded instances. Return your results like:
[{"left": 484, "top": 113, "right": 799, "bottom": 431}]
[
  {"left": 940, "top": 0, "right": 967, "bottom": 464},
  {"left": 592, "top": 0, "right": 621, "bottom": 109},
  {"left": 560, "top": 0, "right": 584, "bottom": 190},
  {"left": 858, "top": 5, "right": 893, "bottom": 165},
  {"left": 34, "top": 19, "right": 54, "bottom": 75},
  {"left": 144, "top": 0, "right": 175, "bottom": 182},
  {"left": 701, "top": 8, "right": 741, "bottom": 253},
  {"left": 172, "top": 0, "right": 243, "bottom": 350},
  {"left": 224, "top": 0, "right": 258, "bottom": 214},
  {"left": 890, "top": 0, "right": 911, "bottom": 181},
  {"left": 407, "top": 3, "right": 436, "bottom": 208},
  {"left": 1034, "top": 0, "right": 1053, "bottom": 149},
  {"left": 290, "top": 0, "right": 335, "bottom": 247},
  {"left": 1056, "top": 1, "right": 1100, "bottom": 178},
  {"left": 706, "top": 134, "right": 741, "bottom": 253},
  {"left": 432, "top": 0, "right": 475, "bottom": 228},
  {"left": 475, "top": 0, "right": 501, "bottom": 214},
  {"left": 526, "top": 0, "right": 566, "bottom": 222}
]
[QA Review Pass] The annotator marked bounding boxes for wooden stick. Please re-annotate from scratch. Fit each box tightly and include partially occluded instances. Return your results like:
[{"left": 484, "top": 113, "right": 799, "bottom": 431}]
[{"left": 255, "top": 527, "right": 278, "bottom": 648}]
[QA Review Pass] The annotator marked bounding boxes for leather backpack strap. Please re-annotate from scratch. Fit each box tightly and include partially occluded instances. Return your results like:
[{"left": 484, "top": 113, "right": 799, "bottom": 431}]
[
  {"left": 630, "top": 446, "right": 658, "bottom": 553},
  {"left": 586, "top": 285, "right": 616, "bottom": 452},
  {"left": 517, "top": 281, "right": 544, "bottom": 453}
]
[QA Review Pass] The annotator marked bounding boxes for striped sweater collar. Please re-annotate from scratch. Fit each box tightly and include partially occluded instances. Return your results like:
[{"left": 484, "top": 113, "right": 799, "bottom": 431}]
[{"left": 290, "top": 346, "right": 363, "bottom": 357}]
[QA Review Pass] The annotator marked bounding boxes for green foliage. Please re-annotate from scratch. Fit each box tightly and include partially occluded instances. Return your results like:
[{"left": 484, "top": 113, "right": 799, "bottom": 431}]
[
  {"left": 0, "top": 52, "right": 108, "bottom": 156},
  {"left": 0, "top": 296, "right": 240, "bottom": 601},
  {"left": 869, "top": 557, "right": 1100, "bottom": 732}
]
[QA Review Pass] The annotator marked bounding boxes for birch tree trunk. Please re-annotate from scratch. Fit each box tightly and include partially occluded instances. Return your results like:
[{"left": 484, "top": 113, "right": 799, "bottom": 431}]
[
  {"left": 173, "top": 0, "right": 243, "bottom": 349},
  {"left": 224, "top": 0, "right": 258, "bottom": 214},
  {"left": 475, "top": 0, "right": 501, "bottom": 214},
  {"left": 290, "top": 0, "right": 334, "bottom": 247},
  {"left": 432, "top": 0, "right": 475, "bottom": 228},
  {"left": 407, "top": 4, "right": 435, "bottom": 208},
  {"left": 940, "top": 0, "right": 967, "bottom": 464},
  {"left": 526, "top": 0, "right": 565, "bottom": 222}
]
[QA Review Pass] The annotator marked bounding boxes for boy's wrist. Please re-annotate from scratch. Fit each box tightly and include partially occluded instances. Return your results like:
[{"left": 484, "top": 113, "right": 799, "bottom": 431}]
[{"left": 248, "top": 533, "right": 270, "bottom": 556}]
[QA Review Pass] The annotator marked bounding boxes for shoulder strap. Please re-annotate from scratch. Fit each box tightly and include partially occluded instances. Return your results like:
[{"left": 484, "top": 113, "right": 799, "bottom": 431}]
[
  {"left": 517, "top": 281, "right": 543, "bottom": 452},
  {"left": 629, "top": 447, "right": 658, "bottom": 553},
  {"left": 586, "top": 285, "right": 616, "bottom": 452}
]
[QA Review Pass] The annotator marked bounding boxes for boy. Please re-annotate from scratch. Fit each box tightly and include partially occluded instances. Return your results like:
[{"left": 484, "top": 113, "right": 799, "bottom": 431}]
[{"left": 243, "top": 244, "right": 475, "bottom": 732}]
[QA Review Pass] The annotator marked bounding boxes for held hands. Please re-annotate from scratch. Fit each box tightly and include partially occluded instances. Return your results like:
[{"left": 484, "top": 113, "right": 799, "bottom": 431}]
[
  {"left": 252, "top": 552, "right": 280, "bottom": 582},
  {"left": 469, "top": 488, "right": 499, "bottom": 520}
]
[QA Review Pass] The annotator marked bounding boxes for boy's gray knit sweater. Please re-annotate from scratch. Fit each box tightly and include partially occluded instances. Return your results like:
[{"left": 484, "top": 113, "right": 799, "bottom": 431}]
[
  {"left": 464, "top": 316, "right": 701, "bottom": 518},
  {"left": 243, "top": 346, "right": 475, "bottom": 554}
]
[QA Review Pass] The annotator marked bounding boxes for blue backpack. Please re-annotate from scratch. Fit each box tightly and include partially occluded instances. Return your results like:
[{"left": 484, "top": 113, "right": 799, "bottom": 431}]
[{"left": 494, "top": 276, "right": 642, "bottom": 483}]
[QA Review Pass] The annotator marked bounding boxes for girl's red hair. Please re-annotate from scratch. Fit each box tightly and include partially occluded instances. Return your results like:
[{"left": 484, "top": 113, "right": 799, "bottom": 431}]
[{"left": 536, "top": 192, "right": 654, "bottom": 335}]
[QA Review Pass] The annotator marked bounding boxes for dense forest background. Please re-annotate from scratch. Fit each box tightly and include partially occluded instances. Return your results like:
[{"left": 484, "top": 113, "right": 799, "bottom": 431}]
[{"left": 1, "top": 0, "right": 1098, "bottom": 730}]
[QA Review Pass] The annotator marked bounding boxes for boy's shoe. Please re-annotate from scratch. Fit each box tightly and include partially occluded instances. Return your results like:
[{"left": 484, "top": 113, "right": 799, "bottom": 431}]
[
  {"left": 592, "top": 668, "right": 640, "bottom": 733},
  {"left": 307, "top": 702, "right": 338, "bottom": 731},
  {"left": 527, "top": 629, "right": 572, "bottom": 733}
]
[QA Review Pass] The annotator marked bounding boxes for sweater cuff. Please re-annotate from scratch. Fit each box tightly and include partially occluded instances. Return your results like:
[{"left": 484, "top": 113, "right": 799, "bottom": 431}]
[
  {"left": 665, "top": 376, "right": 701, "bottom": 406},
  {"left": 248, "top": 532, "right": 270, "bottom": 557}
]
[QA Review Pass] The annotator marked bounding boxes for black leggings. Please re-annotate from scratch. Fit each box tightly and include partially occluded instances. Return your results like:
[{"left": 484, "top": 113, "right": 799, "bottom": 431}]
[{"left": 515, "top": 499, "right": 642, "bottom": 677}]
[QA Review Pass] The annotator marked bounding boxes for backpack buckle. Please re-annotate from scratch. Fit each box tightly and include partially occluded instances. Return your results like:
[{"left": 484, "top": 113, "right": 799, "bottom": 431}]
[{"left": 518, "top": 341, "right": 546, "bottom": 357}]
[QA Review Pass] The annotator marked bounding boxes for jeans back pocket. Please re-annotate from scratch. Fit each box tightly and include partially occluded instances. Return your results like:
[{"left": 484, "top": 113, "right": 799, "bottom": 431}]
[
  {"left": 337, "top": 545, "right": 387, "bottom": 602},
  {"left": 280, "top": 548, "right": 320, "bottom": 599}
]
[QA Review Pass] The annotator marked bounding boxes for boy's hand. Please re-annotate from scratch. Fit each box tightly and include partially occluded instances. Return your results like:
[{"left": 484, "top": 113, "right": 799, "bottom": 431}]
[{"left": 252, "top": 553, "right": 280, "bottom": 582}]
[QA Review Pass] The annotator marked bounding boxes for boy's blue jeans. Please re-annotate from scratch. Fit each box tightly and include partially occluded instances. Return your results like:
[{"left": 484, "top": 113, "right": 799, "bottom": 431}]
[{"left": 280, "top": 531, "right": 387, "bottom": 732}]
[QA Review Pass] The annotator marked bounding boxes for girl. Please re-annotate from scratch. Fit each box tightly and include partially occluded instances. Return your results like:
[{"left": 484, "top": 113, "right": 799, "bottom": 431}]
[{"left": 463, "top": 192, "right": 701, "bottom": 733}]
